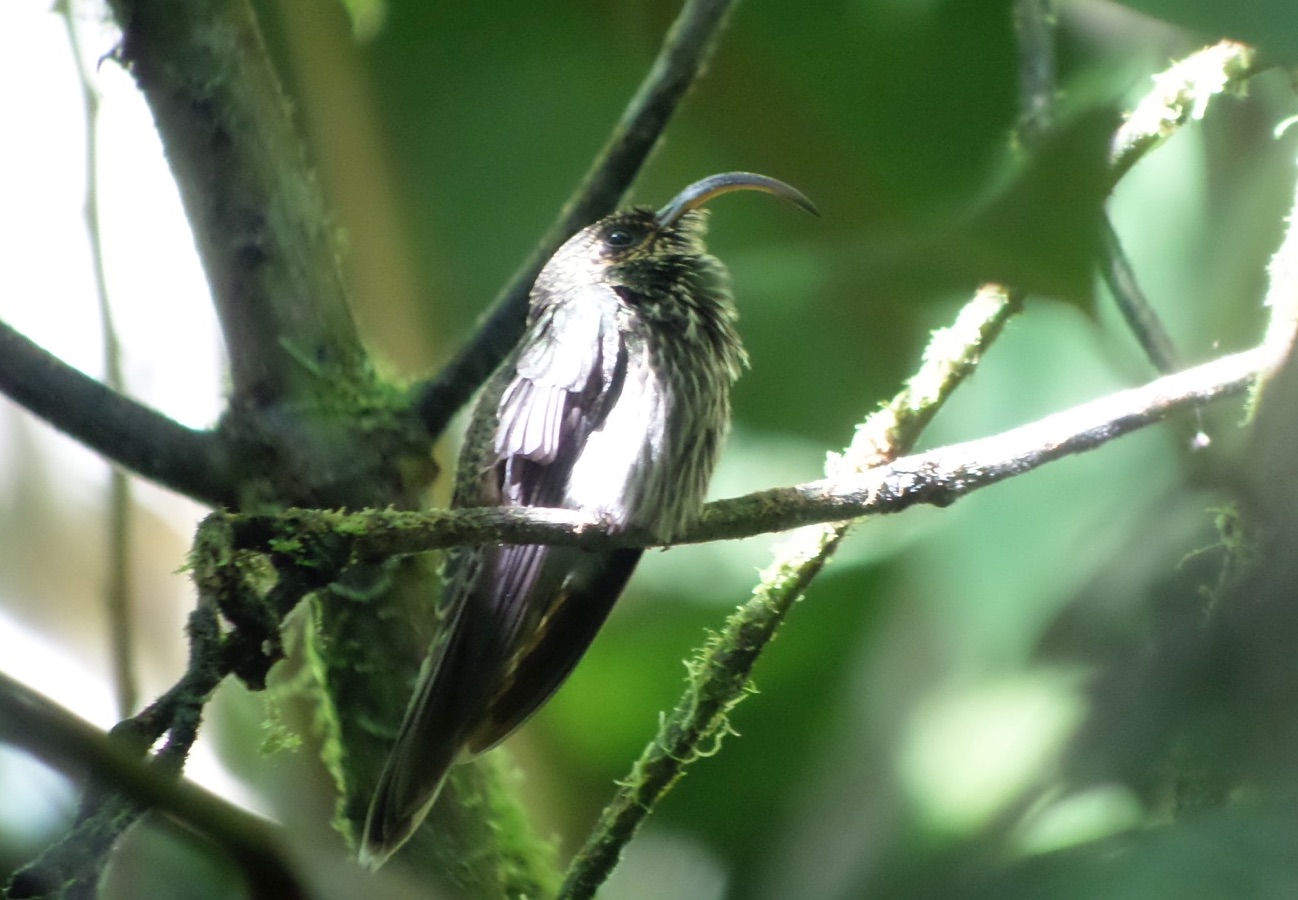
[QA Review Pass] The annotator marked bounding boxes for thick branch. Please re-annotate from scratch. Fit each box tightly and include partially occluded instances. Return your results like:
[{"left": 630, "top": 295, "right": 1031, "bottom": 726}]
[
  {"left": 413, "top": 0, "right": 739, "bottom": 438},
  {"left": 107, "top": 0, "right": 368, "bottom": 407},
  {"left": 0, "top": 319, "right": 233, "bottom": 507}
]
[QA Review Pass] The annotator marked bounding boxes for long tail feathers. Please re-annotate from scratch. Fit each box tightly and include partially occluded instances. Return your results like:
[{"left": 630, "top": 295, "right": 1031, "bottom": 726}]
[
  {"left": 359, "top": 617, "right": 470, "bottom": 869},
  {"left": 359, "top": 736, "right": 456, "bottom": 870},
  {"left": 358, "top": 547, "right": 643, "bottom": 868}
]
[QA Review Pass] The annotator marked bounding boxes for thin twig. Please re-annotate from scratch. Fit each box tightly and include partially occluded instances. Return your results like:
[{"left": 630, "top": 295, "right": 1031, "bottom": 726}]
[
  {"left": 1017, "top": 2, "right": 1187, "bottom": 393},
  {"left": 412, "top": 0, "right": 740, "bottom": 439},
  {"left": 58, "top": 2, "right": 139, "bottom": 719},
  {"left": 104, "top": 472, "right": 136, "bottom": 717},
  {"left": 1099, "top": 215, "right": 1181, "bottom": 374},
  {"left": 1099, "top": 40, "right": 1245, "bottom": 406},
  {"left": 1102, "top": 41, "right": 1259, "bottom": 382}
]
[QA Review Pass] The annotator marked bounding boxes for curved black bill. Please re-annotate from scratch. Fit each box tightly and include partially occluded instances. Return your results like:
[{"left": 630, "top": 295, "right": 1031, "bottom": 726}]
[{"left": 656, "top": 171, "right": 819, "bottom": 227}]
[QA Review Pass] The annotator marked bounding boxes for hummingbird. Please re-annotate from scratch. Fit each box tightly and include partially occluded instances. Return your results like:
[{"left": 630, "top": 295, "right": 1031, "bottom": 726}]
[{"left": 361, "top": 172, "right": 816, "bottom": 867}]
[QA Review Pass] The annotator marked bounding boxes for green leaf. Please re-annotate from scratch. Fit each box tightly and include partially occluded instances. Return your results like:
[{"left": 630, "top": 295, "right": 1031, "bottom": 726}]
[{"left": 911, "top": 109, "right": 1117, "bottom": 305}]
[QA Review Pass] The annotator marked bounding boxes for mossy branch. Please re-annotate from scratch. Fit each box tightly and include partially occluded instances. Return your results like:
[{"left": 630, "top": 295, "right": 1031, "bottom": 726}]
[
  {"left": 1109, "top": 40, "right": 1258, "bottom": 183},
  {"left": 224, "top": 337, "right": 1268, "bottom": 563},
  {"left": 4, "top": 294, "right": 1263, "bottom": 896},
  {"left": 1100, "top": 39, "right": 1261, "bottom": 391}
]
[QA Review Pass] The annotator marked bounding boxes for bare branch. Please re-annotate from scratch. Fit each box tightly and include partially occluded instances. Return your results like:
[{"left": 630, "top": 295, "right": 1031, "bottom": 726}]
[{"left": 0, "top": 318, "right": 234, "bottom": 507}]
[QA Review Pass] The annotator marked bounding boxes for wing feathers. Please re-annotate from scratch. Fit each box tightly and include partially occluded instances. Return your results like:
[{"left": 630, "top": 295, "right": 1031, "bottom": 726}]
[
  {"left": 496, "top": 289, "right": 614, "bottom": 469},
  {"left": 363, "top": 284, "right": 635, "bottom": 867},
  {"left": 466, "top": 546, "right": 643, "bottom": 754}
]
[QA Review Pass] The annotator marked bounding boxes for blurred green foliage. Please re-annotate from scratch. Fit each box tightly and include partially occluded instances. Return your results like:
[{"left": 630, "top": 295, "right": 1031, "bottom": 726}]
[
  {"left": 200, "top": 0, "right": 1298, "bottom": 895},
  {"left": 276, "top": 2, "right": 1296, "bottom": 897},
  {"left": 10, "top": 0, "right": 1298, "bottom": 897}
]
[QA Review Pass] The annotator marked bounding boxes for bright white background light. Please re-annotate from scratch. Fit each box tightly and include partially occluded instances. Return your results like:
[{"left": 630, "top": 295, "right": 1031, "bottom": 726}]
[{"left": 0, "top": 1, "right": 253, "bottom": 824}]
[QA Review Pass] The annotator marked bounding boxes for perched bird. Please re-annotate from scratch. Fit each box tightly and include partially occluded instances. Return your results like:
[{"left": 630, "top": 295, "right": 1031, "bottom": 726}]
[{"left": 361, "top": 172, "right": 816, "bottom": 867}]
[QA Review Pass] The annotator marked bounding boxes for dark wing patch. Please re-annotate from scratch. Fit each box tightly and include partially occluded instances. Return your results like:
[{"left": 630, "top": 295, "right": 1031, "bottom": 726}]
[
  {"left": 455, "top": 285, "right": 632, "bottom": 749},
  {"left": 466, "top": 546, "right": 643, "bottom": 754}
]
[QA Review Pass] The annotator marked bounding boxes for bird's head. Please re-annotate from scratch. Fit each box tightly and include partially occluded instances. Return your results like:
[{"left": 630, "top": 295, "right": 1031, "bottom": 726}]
[{"left": 537, "top": 172, "right": 817, "bottom": 303}]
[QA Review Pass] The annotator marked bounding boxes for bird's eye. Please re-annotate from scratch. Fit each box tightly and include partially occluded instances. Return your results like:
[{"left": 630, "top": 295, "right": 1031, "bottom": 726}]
[{"left": 604, "top": 227, "right": 639, "bottom": 250}]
